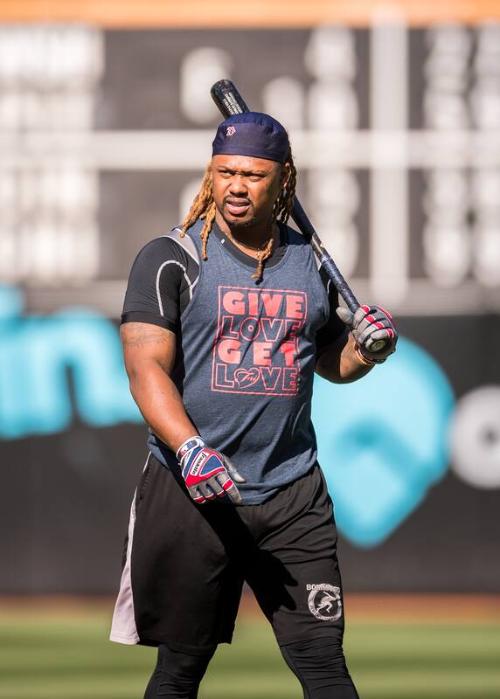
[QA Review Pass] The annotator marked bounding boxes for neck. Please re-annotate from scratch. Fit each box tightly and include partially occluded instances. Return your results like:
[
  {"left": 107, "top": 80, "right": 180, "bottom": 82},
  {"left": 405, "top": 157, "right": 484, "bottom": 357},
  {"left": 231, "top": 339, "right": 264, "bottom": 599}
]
[{"left": 215, "top": 211, "right": 278, "bottom": 253}]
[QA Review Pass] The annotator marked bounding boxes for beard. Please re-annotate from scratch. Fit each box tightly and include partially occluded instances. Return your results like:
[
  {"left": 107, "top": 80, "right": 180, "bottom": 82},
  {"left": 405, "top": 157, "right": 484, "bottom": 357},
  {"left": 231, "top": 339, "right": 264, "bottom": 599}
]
[
  {"left": 219, "top": 197, "right": 269, "bottom": 232},
  {"left": 223, "top": 213, "right": 259, "bottom": 230}
]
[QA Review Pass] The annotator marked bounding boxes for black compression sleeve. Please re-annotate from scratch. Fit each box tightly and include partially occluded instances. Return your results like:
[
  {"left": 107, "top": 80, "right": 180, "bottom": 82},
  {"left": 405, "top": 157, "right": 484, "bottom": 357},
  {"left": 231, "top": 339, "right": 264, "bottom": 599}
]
[
  {"left": 121, "top": 236, "right": 199, "bottom": 333},
  {"left": 144, "top": 644, "right": 215, "bottom": 699},
  {"left": 280, "top": 636, "right": 360, "bottom": 699}
]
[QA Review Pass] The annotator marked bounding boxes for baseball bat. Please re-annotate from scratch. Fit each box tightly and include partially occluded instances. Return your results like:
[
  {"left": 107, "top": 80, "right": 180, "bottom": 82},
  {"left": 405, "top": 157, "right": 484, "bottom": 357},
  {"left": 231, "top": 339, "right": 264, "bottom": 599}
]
[
  {"left": 210, "top": 79, "right": 387, "bottom": 353},
  {"left": 210, "top": 79, "right": 360, "bottom": 312}
]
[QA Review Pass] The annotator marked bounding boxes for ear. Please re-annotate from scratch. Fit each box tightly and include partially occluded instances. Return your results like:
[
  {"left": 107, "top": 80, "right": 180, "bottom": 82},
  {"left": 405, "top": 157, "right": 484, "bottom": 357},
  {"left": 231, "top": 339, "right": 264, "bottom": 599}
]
[{"left": 280, "top": 161, "right": 291, "bottom": 188}]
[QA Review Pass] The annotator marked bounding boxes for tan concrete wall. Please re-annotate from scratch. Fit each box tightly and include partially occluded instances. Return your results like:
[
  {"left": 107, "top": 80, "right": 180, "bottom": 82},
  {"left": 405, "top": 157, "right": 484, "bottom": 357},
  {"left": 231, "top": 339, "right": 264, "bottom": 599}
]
[{"left": 0, "top": 0, "right": 499, "bottom": 27}]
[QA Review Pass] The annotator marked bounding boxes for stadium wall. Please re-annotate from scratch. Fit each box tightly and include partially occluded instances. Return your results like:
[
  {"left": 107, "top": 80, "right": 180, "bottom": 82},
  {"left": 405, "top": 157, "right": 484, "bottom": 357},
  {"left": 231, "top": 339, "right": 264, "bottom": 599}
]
[{"left": 0, "top": 14, "right": 499, "bottom": 594}]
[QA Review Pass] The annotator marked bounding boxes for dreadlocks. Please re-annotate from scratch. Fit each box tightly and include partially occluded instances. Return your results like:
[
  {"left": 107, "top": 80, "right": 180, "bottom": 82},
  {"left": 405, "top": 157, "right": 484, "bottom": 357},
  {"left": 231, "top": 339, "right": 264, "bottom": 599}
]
[{"left": 180, "top": 153, "right": 297, "bottom": 283}]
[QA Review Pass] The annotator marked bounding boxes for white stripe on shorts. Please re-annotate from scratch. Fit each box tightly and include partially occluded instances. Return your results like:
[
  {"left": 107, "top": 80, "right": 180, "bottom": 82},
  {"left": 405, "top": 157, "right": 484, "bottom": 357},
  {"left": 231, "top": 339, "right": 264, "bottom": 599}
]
[{"left": 109, "top": 453, "right": 151, "bottom": 645}]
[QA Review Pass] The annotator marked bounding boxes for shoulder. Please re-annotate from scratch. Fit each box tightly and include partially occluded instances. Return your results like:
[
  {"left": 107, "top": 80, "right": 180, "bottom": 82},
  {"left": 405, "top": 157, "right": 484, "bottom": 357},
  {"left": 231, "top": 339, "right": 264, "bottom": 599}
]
[
  {"left": 128, "top": 229, "right": 200, "bottom": 285},
  {"left": 122, "top": 228, "right": 200, "bottom": 328},
  {"left": 282, "top": 223, "right": 309, "bottom": 247},
  {"left": 133, "top": 229, "right": 198, "bottom": 266},
  {"left": 282, "top": 222, "right": 324, "bottom": 276},
  {"left": 282, "top": 223, "right": 335, "bottom": 295}
]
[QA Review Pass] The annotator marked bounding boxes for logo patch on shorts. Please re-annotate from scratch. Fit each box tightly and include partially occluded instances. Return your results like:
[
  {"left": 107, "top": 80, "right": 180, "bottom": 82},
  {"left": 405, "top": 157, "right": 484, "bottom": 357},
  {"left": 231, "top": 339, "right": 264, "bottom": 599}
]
[{"left": 306, "top": 584, "right": 342, "bottom": 622}]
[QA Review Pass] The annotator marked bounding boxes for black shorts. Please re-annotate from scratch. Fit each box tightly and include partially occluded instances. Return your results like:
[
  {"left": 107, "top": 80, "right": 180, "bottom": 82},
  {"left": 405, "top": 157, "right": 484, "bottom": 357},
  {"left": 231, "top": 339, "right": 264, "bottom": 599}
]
[{"left": 110, "top": 454, "right": 346, "bottom": 654}]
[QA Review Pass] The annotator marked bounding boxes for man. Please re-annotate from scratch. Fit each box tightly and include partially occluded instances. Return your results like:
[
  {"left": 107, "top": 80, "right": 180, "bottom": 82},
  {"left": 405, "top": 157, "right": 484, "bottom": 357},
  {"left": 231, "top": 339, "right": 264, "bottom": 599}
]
[{"left": 110, "top": 112, "right": 397, "bottom": 699}]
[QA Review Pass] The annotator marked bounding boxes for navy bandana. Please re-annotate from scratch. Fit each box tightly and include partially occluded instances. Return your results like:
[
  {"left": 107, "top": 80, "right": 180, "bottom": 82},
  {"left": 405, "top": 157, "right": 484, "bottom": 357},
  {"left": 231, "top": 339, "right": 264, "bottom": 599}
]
[{"left": 212, "top": 112, "right": 290, "bottom": 163}]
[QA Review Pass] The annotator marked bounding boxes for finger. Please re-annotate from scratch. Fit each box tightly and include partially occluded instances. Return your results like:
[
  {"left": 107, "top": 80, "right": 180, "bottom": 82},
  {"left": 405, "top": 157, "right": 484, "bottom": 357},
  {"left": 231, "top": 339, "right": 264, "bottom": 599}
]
[
  {"left": 378, "top": 305, "right": 393, "bottom": 319},
  {"left": 198, "top": 482, "right": 217, "bottom": 501},
  {"left": 367, "top": 327, "right": 394, "bottom": 342},
  {"left": 367, "top": 326, "right": 397, "bottom": 344},
  {"left": 216, "top": 471, "right": 240, "bottom": 500},
  {"left": 189, "top": 486, "right": 206, "bottom": 504},
  {"left": 215, "top": 472, "right": 232, "bottom": 498},
  {"left": 359, "top": 330, "right": 391, "bottom": 352},
  {"left": 353, "top": 306, "right": 368, "bottom": 328},
  {"left": 223, "top": 457, "right": 246, "bottom": 483},
  {"left": 335, "top": 306, "right": 354, "bottom": 327},
  {"left": 221, "top": 477, "right": 242, "bottom": 505},
  {"left": 208, "top": 475, "right": 225, "bottom": 497},
  {"left": 364, "top": 312, "right": 385, "bottom": 328},
  {"left": 359, "top": 308, "right": 389, "bottom": 327},
  {"left": 355, "top": 316, "right": 385, "bottom": 338},
  {"left": 366, "top": 308, "right": 393, "bottom": 327},
  {"left": 357, "top": 323, "right": 393, "bottom": 348},
  {"left": 355, "top": 305, "right": 393, "bottom": 330}
]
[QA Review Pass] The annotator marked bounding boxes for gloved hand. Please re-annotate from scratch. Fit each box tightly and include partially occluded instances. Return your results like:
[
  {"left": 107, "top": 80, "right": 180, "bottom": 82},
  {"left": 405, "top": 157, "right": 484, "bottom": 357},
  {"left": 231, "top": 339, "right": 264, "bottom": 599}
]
[
  {"left": 176, "top": 436, "right": 245, "bottom": 505},
  {"left": 336, "top": 304, "right": 397, "bottom": 364}
]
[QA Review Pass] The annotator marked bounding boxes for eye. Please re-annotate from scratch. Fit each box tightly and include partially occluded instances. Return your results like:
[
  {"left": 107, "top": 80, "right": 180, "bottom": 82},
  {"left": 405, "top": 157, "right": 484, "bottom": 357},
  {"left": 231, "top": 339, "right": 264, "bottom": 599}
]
[{"left": 249, "top": 174, "right": 264, "bottom": 182}]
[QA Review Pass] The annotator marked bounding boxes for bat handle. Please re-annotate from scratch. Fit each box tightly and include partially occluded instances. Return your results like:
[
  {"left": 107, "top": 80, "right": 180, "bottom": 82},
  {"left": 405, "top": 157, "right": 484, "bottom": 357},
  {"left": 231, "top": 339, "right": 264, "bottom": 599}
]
[
  {"left": 316, "top": 249, "right": 359, "bottom": 313},
  {"left": 294, "top": 202, "right": 387, "bottom": 352},
  {"left": 319, "top": 258, "right": 387, "bottom": 353},
  {"left": 291, "top": 198, "right": 359, "bottom": 313}
]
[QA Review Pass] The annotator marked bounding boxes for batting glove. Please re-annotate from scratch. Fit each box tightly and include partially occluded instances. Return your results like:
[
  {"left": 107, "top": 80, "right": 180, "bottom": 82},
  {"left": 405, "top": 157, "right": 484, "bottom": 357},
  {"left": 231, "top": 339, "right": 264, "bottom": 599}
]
[
  {"left": 176, "top": 436, "right": 245, "bottom": 505},
  {"left": 336, "top": 304, "right": 398, "bottom": 364}
]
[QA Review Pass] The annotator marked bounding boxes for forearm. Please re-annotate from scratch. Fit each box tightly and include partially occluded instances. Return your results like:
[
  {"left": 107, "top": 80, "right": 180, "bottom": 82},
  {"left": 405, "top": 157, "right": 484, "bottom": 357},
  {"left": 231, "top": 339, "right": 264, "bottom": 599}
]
[
  {"left": 128, "top": 361, "right": 196, "bottom": 453},
  {"left": 316, "top": 332, "right": 374, "bottom": 383}
]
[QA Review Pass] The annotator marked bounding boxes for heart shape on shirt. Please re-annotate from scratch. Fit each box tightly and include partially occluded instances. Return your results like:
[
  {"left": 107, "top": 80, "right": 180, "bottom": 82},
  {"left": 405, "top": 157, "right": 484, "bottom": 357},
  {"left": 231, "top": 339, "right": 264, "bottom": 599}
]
[{"left": 234, "top": 367, "right": 260, "bottom": 389}]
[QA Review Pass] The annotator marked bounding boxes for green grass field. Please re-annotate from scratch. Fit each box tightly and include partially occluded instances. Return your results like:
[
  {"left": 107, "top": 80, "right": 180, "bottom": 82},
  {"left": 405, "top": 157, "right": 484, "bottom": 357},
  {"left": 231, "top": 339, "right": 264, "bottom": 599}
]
[{"left": 1, "top": 612, "right": 499, "bottom": 699}]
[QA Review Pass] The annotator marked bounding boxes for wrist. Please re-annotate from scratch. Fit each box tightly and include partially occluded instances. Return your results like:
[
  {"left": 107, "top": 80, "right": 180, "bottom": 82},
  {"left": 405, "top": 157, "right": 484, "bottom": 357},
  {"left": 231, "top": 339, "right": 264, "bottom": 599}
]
[{"left": 176, "top": 435, "right": 204, "bottom": 461}]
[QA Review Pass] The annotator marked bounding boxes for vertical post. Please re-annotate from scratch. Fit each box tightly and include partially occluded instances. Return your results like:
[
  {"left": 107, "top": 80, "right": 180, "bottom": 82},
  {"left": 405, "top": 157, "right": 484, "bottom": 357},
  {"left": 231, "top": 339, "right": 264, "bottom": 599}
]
[{"left": 370, "top": 8, "right": 409, "bottom": 303}]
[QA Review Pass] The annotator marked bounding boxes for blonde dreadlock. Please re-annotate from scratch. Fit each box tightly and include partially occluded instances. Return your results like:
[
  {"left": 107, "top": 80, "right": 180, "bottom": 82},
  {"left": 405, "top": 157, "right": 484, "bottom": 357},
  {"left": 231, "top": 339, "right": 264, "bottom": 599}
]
[{"left": 180, "top": 153, "right": 297, "bottom": 283}]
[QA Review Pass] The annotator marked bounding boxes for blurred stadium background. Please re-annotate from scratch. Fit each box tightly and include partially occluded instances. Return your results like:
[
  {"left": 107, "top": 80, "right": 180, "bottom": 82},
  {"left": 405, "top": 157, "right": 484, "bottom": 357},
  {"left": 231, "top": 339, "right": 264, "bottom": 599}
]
[{"left": 0, "top": 0, "right": 499, "bottom": 697}]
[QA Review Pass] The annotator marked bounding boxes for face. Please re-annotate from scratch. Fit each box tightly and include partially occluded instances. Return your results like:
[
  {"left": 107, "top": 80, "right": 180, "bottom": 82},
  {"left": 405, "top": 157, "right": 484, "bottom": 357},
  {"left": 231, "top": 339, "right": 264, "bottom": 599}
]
[{"left": 211, "top": 154, "right": 287, "bottom": 231}]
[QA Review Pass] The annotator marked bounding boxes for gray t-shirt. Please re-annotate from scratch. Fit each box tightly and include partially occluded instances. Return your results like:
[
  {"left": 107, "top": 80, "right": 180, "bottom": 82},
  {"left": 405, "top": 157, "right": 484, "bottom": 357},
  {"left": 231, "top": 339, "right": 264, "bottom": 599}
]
[{"left": 122, "top": 219, "right": 345, "bottom": 503}]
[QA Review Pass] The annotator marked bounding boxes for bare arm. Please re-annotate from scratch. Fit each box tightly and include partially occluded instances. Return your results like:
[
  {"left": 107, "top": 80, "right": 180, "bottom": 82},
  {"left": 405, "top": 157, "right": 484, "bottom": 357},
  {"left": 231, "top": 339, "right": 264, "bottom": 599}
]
[
  {"left": 315, "top": 330, "right": 374, "bottom": 383},
  {"left": 121, "top": 322, "right": 196, "bottom": 453}
]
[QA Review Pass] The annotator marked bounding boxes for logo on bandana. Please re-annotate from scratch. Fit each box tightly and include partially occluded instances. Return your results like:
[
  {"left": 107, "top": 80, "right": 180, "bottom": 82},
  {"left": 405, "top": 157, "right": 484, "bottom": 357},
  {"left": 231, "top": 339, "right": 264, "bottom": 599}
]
[
  {"left": 211, "top": 285, "right": 307, "bottom": 396},
  {"left": 306, "top": 584, "right": 342, "bottom": 622},
  {"left": 226, "top": 126, "right": 236, "bottom": 136}
]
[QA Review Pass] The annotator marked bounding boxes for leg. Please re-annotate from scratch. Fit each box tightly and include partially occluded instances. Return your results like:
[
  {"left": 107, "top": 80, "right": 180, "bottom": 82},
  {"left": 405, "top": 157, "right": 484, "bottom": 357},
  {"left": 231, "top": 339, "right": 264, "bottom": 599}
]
[
  {"left": 110, "top": 455, "right": 244, "bottom": 699},
  {"left": 240, "top": 465, "right": 360, "bottom": 698},
  {"left": 280, "top": 633, "right": 360, "bottom": 699},
  {"left": 111, "top": 455, "right": 243, "bottom": 650},
  {"left": 144, "top": 644, "right": 215, "bottom": 699}
]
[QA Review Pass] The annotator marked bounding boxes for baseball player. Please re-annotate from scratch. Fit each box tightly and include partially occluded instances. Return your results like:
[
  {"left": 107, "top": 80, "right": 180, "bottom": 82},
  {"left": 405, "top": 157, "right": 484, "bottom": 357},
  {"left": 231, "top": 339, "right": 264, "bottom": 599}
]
[{"left": 110, "top": 112, "right": 397, "bottom": 699}]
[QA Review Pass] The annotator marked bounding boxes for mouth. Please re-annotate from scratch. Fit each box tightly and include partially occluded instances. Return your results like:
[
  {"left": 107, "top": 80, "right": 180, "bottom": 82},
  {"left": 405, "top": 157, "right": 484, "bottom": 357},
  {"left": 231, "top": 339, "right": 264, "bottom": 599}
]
[{"left": 224, "top": 199, "right": 251, "bottom": 217}]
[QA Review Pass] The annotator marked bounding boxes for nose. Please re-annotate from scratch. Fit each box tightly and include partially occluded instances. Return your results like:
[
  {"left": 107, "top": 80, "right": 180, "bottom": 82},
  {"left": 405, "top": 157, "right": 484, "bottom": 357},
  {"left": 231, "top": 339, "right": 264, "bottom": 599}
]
[{"left": 229, "top": 175, "right": 248, "bottom": 196}]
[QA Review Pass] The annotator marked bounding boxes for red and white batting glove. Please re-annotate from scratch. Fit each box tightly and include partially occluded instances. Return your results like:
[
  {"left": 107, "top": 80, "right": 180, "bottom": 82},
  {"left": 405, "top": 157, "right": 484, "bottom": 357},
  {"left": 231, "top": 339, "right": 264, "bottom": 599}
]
[
  {"left": 176, "top": 436, "right": 245, "bottom": 505},
  {"left": 336, "top": 304, "right": 398, "bottom": 365}
]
